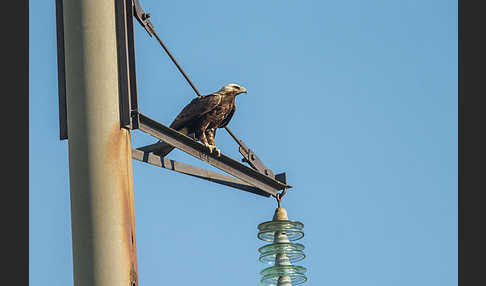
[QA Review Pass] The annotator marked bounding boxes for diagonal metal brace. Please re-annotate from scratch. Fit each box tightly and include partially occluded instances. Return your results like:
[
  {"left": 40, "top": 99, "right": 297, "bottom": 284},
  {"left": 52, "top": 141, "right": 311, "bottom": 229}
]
[
  {"left": 224, "top": 127, "right": 275, "bottom": 178},
  {"left": 137, "top": 113, "right": 291, "bottom": 196}
]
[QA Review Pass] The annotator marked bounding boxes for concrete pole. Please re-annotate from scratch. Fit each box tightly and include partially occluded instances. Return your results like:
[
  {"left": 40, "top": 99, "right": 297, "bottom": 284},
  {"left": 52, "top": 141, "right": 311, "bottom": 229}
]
[{"left": 62, "top": 0, "right": 138, "bottom": 285}]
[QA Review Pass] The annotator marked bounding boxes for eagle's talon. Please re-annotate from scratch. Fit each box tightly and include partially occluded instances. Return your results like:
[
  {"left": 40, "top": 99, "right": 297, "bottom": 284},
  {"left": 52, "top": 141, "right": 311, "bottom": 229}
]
[
  {"left": 205, "top": 143, "right": 216, "bottom": 154},
  {"left": 207, "top": 144, "right": 221, "bottom": 156}
]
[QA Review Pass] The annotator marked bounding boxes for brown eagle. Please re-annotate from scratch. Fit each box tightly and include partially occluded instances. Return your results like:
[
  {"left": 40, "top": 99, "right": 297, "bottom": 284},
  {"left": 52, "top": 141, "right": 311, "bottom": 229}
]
[{"left": 153, "top": 83, "right": 247, "bottom": 157}]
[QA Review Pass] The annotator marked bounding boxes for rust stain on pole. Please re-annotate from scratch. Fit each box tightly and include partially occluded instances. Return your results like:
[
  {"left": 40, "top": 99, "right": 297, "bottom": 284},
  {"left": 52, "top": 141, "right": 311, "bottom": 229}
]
[
  {"left": 107, "top": 125, "right": 139, "bottom": 285},
  {"left": 122, "top": 128, "right": 139, "bottom": 285}
]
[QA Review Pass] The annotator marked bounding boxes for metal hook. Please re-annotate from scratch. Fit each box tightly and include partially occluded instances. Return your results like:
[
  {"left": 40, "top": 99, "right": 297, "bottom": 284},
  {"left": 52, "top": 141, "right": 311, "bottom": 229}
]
[{"left": 275, "top": 187, "right": 287, "bottom": 208}]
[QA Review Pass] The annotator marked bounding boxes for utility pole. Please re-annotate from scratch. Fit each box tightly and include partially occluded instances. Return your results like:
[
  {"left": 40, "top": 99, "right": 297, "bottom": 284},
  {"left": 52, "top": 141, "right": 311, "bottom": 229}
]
[{"left": 62, "top": 0, "right": 138, "bottom": 285}]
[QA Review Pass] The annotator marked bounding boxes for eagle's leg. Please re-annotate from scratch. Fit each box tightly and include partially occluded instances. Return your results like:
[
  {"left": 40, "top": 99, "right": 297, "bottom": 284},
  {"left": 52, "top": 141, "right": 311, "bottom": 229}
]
[
  {"left": 206, "top": 128, "right": 220, "bottom": 157},
  {"left": 198, "top": 122, "right": 215, "bottom": 154}
]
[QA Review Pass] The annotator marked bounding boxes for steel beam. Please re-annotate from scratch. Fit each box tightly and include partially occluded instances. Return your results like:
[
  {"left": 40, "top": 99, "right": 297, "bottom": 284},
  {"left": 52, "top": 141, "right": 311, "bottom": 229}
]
[{"left": 132, "top": 149, "right": 270, "bottom": 197}]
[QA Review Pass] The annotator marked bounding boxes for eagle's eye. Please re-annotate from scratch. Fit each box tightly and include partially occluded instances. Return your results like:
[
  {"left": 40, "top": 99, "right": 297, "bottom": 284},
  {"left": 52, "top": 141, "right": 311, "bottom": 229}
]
[{"left": 234, "top": 86, "right": 240, "bottom": 90}]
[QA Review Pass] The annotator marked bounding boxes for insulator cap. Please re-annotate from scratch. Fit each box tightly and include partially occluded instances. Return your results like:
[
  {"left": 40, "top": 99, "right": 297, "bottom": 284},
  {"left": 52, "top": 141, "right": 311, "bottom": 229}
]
[{"left": 273, "top": 207, "right": 288, "bottom": 221}]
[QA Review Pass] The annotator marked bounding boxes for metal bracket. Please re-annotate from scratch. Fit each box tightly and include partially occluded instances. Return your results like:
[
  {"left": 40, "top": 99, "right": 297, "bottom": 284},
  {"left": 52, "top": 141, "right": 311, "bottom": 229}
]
[
  {"left": 115, "top": 0, "right": 140, "bottom": 130},
  {"left": 132, "top": 0, "right": 155, "bottom": 36},
  {"left": 57, "top": 0, "right": 140, "bottom": 138}
]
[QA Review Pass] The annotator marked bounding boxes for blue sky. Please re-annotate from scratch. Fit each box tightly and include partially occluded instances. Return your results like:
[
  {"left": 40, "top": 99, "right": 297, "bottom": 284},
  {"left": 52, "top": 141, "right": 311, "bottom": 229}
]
[{"left": 30, "top": 1, "right": 457, "bottom": 285}]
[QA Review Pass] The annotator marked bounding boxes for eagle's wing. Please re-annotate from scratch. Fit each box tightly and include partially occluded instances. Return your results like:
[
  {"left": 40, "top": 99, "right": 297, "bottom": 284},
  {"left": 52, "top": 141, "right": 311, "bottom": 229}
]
[
  {"left": 152, "top": 94, "right": 222, "bottom": 157},
  {"left": 218, "top": 103, "right": 235, "bottom": 128},
  {"left": 170, "top": 94, "right": 223, "bottom": 130}
]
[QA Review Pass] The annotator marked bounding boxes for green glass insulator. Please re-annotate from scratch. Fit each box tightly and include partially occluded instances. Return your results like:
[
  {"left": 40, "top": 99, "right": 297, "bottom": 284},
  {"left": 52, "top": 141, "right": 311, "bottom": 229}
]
[
  {"left": 258, "top": 242, "right": 306, "bottom": 264},
  {"left": 260, "top": 265, "right": 307, "bottom": 286},
  {"left": 257, "top": 220, "right": 304, "bottom": 242}
]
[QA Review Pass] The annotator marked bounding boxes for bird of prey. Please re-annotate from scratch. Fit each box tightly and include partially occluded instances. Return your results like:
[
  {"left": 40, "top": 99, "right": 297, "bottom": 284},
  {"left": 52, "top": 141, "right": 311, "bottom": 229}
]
[{"left": 152, "top": 83, "right": 247, "bottom": 157}]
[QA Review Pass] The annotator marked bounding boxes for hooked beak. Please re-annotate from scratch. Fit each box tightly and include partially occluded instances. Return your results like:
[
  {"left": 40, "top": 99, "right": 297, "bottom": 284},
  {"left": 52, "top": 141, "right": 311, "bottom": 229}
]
[{"left": 240, "top": 87, "right": 247, "bottom": 94}]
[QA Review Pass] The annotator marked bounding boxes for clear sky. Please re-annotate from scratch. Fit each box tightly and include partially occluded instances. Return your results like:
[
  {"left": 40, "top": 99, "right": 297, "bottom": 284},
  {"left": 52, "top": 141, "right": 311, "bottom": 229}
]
[{"left": 29, "top": 1, "right": 457, "bottom": 286}]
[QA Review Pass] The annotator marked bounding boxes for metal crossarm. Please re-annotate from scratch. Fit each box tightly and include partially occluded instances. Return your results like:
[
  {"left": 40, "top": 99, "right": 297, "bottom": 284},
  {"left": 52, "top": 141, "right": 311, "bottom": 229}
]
[
  {"left": 129, "top": 0, "right": 278, "bottom": 181},
  {"left": 137, "top": 113, "right": 291, "bottom": 197}
]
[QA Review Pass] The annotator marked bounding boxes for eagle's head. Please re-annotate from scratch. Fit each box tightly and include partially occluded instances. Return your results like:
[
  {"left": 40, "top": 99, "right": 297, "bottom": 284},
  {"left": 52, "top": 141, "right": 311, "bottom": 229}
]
[{"left": 219, "top": 83, "right": 247, "bottom": 96}]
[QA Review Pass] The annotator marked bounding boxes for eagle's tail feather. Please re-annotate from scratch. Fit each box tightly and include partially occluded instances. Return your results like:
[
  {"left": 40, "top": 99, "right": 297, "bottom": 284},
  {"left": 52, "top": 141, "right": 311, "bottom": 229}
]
[
  {"left": 153, "top": 144, "right": 175, "bottom": 157},
  {"left": 152, "top": 127, "right": 189, "bottom": 157}
]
